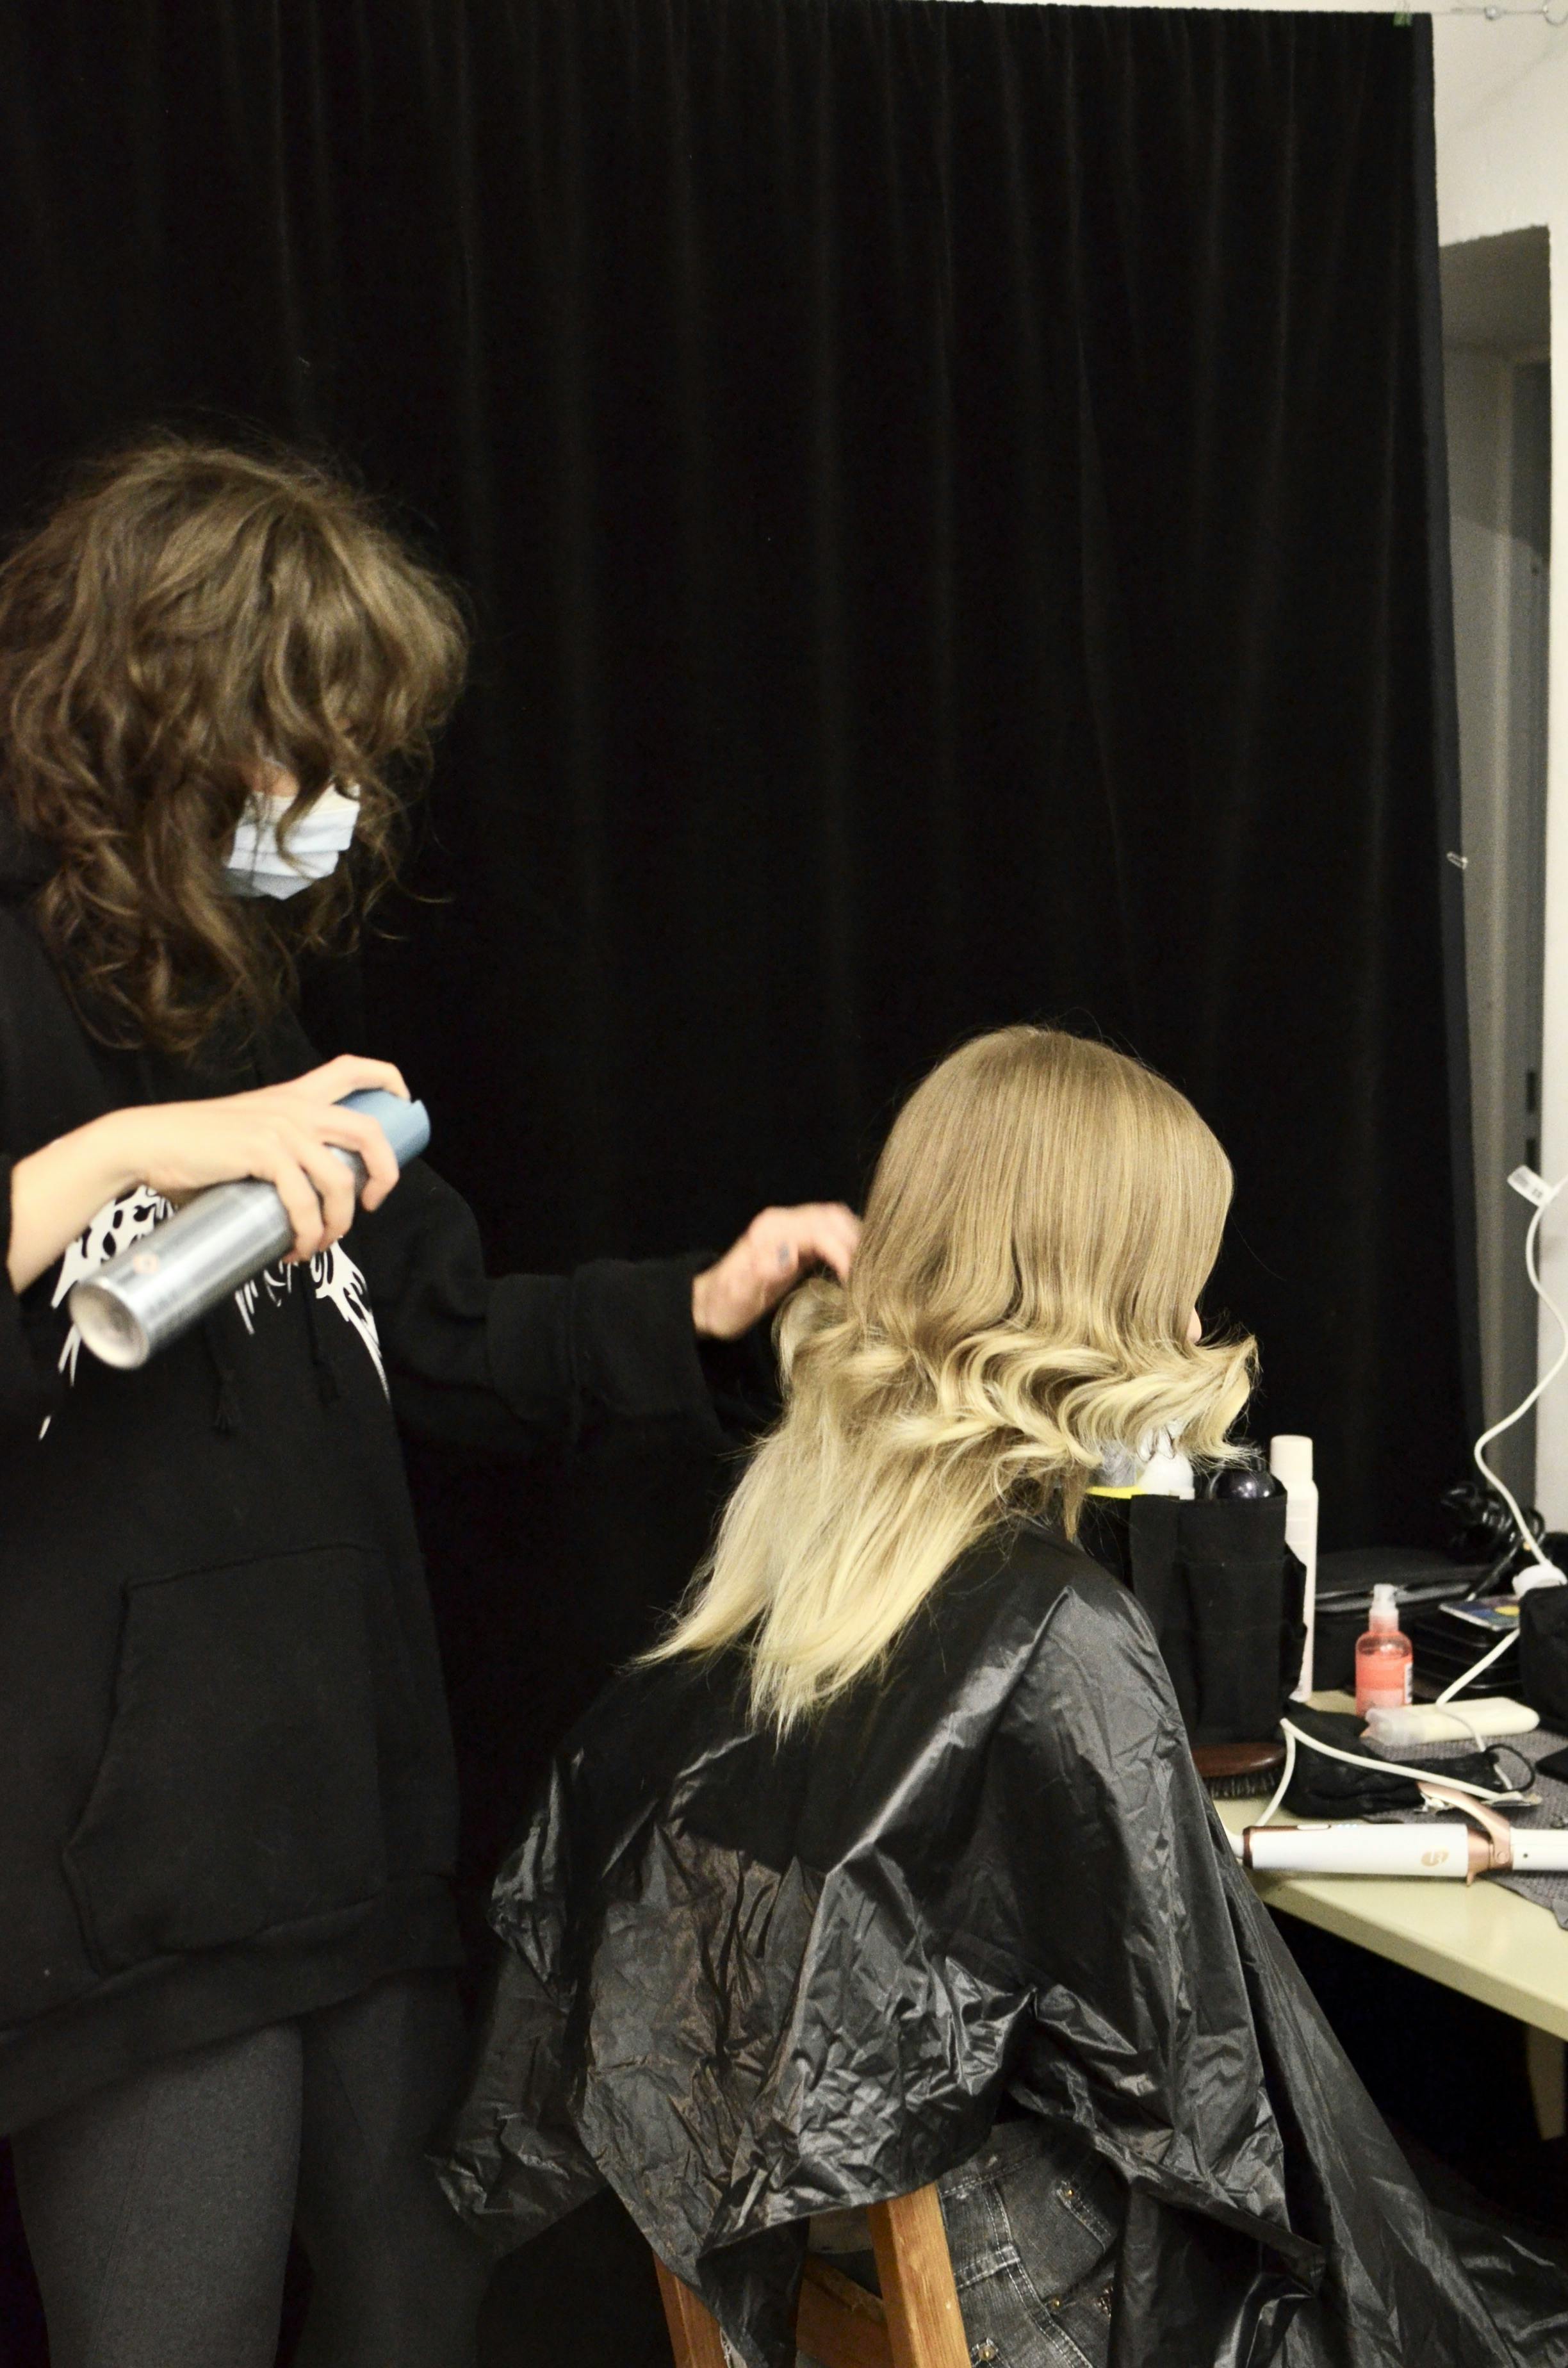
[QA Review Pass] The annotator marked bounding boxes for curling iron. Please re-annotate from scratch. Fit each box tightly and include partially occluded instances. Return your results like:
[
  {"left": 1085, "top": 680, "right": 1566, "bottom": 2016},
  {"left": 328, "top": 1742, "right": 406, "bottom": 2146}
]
[
  {"left": 1233, "top": 1789, "right": 1568, "bottom": 1881},
  {"left": 69, "top": 1087, "right": 430, "bottom": 1370}
]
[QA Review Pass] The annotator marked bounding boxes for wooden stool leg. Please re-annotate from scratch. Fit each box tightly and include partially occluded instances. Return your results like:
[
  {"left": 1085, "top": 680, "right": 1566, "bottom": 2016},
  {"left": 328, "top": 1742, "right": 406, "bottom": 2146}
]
[
  {"left": 655, "top": 2256, "right": 731, "bottom": 2368},
  {"left": 866, "top": 2187, "right": 970, "bottom": 2368}
]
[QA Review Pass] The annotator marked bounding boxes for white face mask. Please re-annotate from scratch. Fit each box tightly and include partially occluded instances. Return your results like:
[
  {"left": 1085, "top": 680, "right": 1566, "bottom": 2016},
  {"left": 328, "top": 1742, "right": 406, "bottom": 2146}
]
[{"left": 224, "top": 785, "right": 360, "bottom": 900}]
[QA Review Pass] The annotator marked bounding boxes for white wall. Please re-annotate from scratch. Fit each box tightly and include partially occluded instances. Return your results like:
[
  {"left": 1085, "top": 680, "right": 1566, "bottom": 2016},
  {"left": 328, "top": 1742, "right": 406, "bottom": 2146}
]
[{"left": 1433, "top": 18, "right": 1568, "bottom": 1521}]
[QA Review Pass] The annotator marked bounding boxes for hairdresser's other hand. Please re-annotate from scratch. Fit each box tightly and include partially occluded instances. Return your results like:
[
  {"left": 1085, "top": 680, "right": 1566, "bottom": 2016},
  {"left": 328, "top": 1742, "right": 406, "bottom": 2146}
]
[
  {"left": 104, "top": 1055, "right": 409, "bottom": 1263},
  {"left": 691, "top": 1203, "right": 861, "bottom": 1340}
]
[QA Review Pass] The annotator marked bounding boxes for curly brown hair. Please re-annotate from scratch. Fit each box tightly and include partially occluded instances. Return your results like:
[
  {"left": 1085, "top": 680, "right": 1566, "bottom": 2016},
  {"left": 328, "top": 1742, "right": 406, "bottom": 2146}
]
[{"left": 0, "top": 434, "right": 469, "bottom": 1057}]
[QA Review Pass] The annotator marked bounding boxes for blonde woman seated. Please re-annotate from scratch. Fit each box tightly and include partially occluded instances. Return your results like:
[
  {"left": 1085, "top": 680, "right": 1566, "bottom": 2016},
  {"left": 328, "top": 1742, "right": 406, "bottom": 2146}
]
[{"left": 440, "top": 1028, "right": 1558, "bottom": 2368}]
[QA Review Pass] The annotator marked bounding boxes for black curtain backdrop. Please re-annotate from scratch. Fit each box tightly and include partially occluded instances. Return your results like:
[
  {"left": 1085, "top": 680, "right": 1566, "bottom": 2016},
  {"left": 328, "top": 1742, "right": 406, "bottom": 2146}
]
[{"left": 0, "top": 5, "right": 1473, "bottom": 2360}]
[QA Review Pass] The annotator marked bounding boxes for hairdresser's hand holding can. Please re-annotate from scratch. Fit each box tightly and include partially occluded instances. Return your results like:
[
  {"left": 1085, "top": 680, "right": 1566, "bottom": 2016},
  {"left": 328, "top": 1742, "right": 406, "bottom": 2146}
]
[
  {"left": 6, "top": 1054, "right": 414, "bottom": 1308},
  {"left": 67, "top": 1071, "right": 429, "bottom": 1372},
  {"left": 111, "top": 1057, "right": 404, "bottom": 1251}
]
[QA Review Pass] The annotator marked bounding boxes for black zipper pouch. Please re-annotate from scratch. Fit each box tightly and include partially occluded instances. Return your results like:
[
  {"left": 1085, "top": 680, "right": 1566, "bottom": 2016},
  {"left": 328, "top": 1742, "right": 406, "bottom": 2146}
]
[{"left": 1277, "top": 1703, "right": 1508, "bottom": 1819}]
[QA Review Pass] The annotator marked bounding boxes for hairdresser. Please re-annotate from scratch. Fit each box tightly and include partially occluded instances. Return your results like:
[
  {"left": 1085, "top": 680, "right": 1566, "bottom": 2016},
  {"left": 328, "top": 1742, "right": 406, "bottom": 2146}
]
[{"left": 0, "top": 439, "right": 858, "bottom": 2368}]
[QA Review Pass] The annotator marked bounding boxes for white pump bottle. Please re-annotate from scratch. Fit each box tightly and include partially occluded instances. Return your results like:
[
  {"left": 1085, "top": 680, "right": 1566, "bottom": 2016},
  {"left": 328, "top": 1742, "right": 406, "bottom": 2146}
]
[{"left": 1270, "top": 1434, "right": 1318, "bottom": 1698}]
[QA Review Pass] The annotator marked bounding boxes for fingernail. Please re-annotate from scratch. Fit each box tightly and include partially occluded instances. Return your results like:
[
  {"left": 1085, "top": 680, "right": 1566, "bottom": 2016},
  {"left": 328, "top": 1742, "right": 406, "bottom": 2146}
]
[{"left": 777, "top": 1246, "right": 792, "bottom": 1269}]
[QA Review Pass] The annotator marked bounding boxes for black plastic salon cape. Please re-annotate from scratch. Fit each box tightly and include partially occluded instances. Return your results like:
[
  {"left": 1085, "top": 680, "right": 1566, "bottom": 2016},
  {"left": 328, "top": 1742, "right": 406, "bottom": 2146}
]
[{"left": 439, "top": 1524, "right": 1565, "bottom": 2367}]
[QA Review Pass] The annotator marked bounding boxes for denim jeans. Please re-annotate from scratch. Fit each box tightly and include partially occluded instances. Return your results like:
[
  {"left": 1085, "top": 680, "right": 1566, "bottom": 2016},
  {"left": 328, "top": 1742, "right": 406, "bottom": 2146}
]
[{"left": 806, "top": 2119, "right": 1123, "bottom": 2368}]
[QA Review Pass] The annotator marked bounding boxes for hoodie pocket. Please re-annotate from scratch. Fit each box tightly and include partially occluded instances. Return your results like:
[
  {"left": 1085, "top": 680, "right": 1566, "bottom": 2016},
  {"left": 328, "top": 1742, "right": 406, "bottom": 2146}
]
[{"left": 63, "top": 1544, "right": 390, "bottom": 1970}]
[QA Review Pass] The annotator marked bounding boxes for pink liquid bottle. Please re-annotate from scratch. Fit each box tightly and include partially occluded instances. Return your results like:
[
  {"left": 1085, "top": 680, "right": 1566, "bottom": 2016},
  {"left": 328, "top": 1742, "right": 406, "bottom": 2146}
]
[{"left": 1355, "top": 1583, "right": 1413, "bottom": 1716}]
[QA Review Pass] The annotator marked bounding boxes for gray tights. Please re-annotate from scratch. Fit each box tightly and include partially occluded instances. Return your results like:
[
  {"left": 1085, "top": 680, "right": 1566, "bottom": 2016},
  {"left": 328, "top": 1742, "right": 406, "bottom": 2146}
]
[{"left": 10, "top": 1973, "right": 489, "bottom": 2368}]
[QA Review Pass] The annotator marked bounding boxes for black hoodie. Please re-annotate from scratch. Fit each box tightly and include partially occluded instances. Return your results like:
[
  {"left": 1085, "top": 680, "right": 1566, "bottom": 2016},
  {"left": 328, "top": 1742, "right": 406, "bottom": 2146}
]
[{"left": 0, "top": 816, "right": 729, "bottom": 2137}]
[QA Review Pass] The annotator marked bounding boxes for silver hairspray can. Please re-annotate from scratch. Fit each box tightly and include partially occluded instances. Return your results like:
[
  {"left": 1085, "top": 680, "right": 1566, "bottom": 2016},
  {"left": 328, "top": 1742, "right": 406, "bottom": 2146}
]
[{"left": 68, "top": 1088, "right": 430, "bottom": 1370}]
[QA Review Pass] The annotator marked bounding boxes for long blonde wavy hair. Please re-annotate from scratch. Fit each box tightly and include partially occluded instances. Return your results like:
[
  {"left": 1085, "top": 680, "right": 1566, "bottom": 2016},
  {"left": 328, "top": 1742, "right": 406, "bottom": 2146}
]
[{"left": 652, "top": 1026, "right": 1256, "bottom": 1728}]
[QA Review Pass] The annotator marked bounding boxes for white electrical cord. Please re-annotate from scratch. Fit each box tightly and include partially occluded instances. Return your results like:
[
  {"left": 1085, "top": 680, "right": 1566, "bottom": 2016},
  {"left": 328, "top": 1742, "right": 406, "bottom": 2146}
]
[
  {"left": 1434, "top": 1624, "right": 1519, "bottom": 1704},
  {"left": 1474, "top": 1171, "right": 1568, "bottom": 1592},
  {"left": 1282, "top": 1718, "right": 1530, "bottom": 1803},
  {"left": 1256, "top": 1728, "right": 1295, "bottom": 1827}
]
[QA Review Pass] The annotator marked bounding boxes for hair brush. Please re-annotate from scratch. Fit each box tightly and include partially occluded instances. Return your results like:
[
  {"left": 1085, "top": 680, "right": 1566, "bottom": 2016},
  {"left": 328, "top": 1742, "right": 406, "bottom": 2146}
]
[{"left": 1193, "top": 1741, "right": 1287, "bottom": 1800}]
